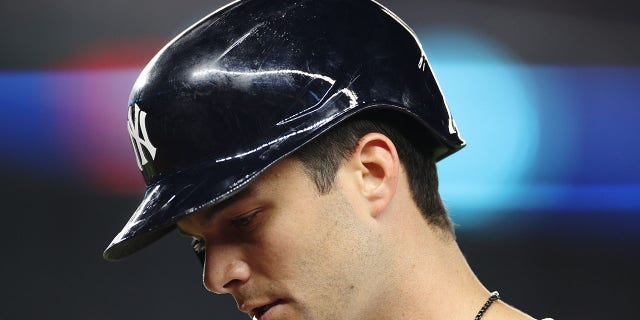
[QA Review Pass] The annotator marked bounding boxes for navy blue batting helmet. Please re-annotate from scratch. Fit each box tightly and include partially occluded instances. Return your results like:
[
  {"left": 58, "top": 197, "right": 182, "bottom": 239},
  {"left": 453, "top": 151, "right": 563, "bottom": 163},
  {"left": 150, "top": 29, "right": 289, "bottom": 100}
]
[{"left": 103, "top": 0, "right": 465, "bottom": 261}]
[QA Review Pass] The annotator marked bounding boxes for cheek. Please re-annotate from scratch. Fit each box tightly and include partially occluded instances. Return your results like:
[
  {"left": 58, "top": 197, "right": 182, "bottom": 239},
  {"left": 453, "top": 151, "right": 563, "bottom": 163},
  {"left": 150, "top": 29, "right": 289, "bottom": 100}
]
[
  {"left": 289, "top": 197, "right": 371, "bottom": 281},
  {"left": 246, "top": 211, "right": 311, "bottom": 278},
  {"left": 246, "top": 204, "right": 336, "bottom": 284},
  {"left": 248, "top": 192, "right": 379, "bottom": 294}
]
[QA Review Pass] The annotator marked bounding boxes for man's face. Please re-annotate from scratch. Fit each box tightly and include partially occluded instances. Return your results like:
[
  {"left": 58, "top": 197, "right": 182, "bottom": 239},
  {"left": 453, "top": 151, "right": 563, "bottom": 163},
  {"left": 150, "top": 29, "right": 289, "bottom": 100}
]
[{"left": 177, "top": 157, "right": 392, "bottom": 320}]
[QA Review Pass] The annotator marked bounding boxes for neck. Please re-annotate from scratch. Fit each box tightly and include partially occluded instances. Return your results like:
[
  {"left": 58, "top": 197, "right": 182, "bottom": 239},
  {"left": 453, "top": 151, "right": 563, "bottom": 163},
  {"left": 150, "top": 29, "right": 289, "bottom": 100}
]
[
  {"left": 379, "top": 208, "right": 535, "bottom": 320},
  {"left": 394, "top": 228, "right": 490, "bottom": 319}
]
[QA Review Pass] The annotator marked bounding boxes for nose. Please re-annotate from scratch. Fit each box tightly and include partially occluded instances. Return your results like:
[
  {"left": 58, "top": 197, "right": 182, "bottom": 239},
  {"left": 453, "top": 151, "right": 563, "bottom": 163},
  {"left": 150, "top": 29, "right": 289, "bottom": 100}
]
[{"left": 202, "top": 243, "right": 251, "bottom": 294}]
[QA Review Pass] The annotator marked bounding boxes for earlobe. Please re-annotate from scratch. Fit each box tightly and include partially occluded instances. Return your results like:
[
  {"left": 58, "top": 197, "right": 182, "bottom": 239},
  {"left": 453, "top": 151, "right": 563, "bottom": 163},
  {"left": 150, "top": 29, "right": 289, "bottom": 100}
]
[{"left": 350, "top": 133, "right": 400, "bottom": 218}]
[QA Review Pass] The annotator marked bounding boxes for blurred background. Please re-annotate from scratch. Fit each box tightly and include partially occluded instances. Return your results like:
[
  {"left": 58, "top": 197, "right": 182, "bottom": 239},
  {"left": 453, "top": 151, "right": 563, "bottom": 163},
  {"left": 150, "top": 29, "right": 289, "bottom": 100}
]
[{"left": 1, "top": 0, "right": 638, "bottom": 319}]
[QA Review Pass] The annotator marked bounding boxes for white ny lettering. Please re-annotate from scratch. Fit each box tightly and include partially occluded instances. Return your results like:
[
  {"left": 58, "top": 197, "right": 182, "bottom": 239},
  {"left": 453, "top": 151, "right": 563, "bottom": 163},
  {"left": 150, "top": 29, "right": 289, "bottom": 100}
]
[{"left": 127, "top": 104, "right": 157, "bottom": 170}]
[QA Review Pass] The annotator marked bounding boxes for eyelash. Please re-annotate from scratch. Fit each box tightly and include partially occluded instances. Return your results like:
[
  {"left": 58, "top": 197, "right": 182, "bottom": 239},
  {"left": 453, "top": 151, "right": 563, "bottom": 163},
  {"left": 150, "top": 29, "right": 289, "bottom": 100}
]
[{"left": 230, "top": 211, "right": 259, "bottom": 229}]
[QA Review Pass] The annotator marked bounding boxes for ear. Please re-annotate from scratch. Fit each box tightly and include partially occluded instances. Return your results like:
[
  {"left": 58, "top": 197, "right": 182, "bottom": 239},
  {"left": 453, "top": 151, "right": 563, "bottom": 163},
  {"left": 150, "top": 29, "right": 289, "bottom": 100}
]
[{"left": 347, "top": 132, "right": 400, "bottom": 218}]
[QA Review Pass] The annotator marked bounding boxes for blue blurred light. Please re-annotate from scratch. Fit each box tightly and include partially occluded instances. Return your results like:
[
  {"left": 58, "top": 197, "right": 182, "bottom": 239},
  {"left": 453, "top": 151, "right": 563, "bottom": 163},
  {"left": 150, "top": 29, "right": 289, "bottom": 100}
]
[
  {"left": 0, "top": 70, "right": 140, "bottom": 188},
  {"left": 419, "top": 29, "right": 541, "bottom": 227},
  {"left": 0, "top": 72, "right": 68, "bottom": 170},
  {"left": 417, "top": 29, "right": 640, "bottom": 231}
]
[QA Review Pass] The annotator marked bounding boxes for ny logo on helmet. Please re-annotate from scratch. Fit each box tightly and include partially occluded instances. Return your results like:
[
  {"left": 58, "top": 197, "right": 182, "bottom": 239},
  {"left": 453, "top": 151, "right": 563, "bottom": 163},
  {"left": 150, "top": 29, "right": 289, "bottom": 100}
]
[{"left": 127, "top": 104, "right": 157, "bottom": 170}]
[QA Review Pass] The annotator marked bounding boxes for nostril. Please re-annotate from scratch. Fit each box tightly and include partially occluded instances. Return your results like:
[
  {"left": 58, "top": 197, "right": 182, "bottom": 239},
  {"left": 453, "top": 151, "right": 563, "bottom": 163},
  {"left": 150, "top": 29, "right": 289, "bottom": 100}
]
[{"left": 223, "top": 279, "right": 242, "bottom": 289}]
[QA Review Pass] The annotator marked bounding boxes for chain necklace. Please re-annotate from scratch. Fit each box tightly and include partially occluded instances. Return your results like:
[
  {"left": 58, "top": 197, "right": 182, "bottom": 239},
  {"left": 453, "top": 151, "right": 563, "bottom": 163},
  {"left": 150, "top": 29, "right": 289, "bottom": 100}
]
[{"left": 474, "top": 291, "right": 500, "bottom": 320}]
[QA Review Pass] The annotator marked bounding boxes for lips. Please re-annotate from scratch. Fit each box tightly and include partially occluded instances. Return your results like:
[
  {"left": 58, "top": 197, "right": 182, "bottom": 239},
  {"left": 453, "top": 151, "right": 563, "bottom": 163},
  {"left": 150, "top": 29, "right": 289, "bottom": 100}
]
[{"left": 252, "top": 299, "right": 284, "bottom": 319}]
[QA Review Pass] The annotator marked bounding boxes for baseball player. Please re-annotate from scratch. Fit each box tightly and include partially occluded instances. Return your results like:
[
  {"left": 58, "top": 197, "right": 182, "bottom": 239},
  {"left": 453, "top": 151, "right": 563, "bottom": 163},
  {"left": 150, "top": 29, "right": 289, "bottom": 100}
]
[{"left": 104, "top": 0, "right": 552, "bottom": 319}]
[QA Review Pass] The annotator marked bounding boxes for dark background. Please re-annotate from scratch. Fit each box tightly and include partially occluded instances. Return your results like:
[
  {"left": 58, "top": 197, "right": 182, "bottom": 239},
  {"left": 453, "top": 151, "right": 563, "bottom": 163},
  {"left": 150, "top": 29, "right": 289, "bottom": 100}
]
[{"left": 2, "top": 0, "right": 639, "bottom": 319}]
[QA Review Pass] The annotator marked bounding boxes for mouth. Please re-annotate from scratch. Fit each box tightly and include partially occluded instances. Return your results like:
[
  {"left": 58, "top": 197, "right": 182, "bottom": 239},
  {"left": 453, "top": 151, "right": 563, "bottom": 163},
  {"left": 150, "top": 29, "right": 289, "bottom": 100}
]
[{"left": 252, "top": 299, "right": 285, "bottom": 320}]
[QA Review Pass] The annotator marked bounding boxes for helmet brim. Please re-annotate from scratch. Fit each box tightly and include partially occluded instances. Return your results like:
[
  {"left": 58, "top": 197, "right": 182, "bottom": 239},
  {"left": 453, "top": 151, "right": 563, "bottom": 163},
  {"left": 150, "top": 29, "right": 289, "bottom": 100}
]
[{"left": 103, "top": 155, "right": 262, "bottom": 261}]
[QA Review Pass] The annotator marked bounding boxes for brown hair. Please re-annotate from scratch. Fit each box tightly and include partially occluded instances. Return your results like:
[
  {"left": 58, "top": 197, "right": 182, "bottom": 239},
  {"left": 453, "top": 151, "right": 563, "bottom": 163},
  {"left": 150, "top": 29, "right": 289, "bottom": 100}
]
[{"left": 293, "top": 112, "right": 453, "bottom": 233}]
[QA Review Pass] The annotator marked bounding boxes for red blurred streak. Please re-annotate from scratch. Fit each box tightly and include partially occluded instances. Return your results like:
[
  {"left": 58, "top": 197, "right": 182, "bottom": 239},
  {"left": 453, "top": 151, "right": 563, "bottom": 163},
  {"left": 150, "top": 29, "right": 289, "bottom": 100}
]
[
  {"left": 48, "top": 38, "right": 165, "bottom": 193},
  {"left": 54, "top": 38, "right": 165, "bottom": 70}
]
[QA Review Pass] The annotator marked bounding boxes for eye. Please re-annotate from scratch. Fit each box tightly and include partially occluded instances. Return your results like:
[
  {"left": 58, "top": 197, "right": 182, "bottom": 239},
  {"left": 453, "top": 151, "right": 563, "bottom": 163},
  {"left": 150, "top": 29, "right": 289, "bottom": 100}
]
[
  {"left": 230, "top": 211, "right": 259, "bottom": 229},
  {"left": 191, "top": 237, "right": 205, "bottom": 254}
]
